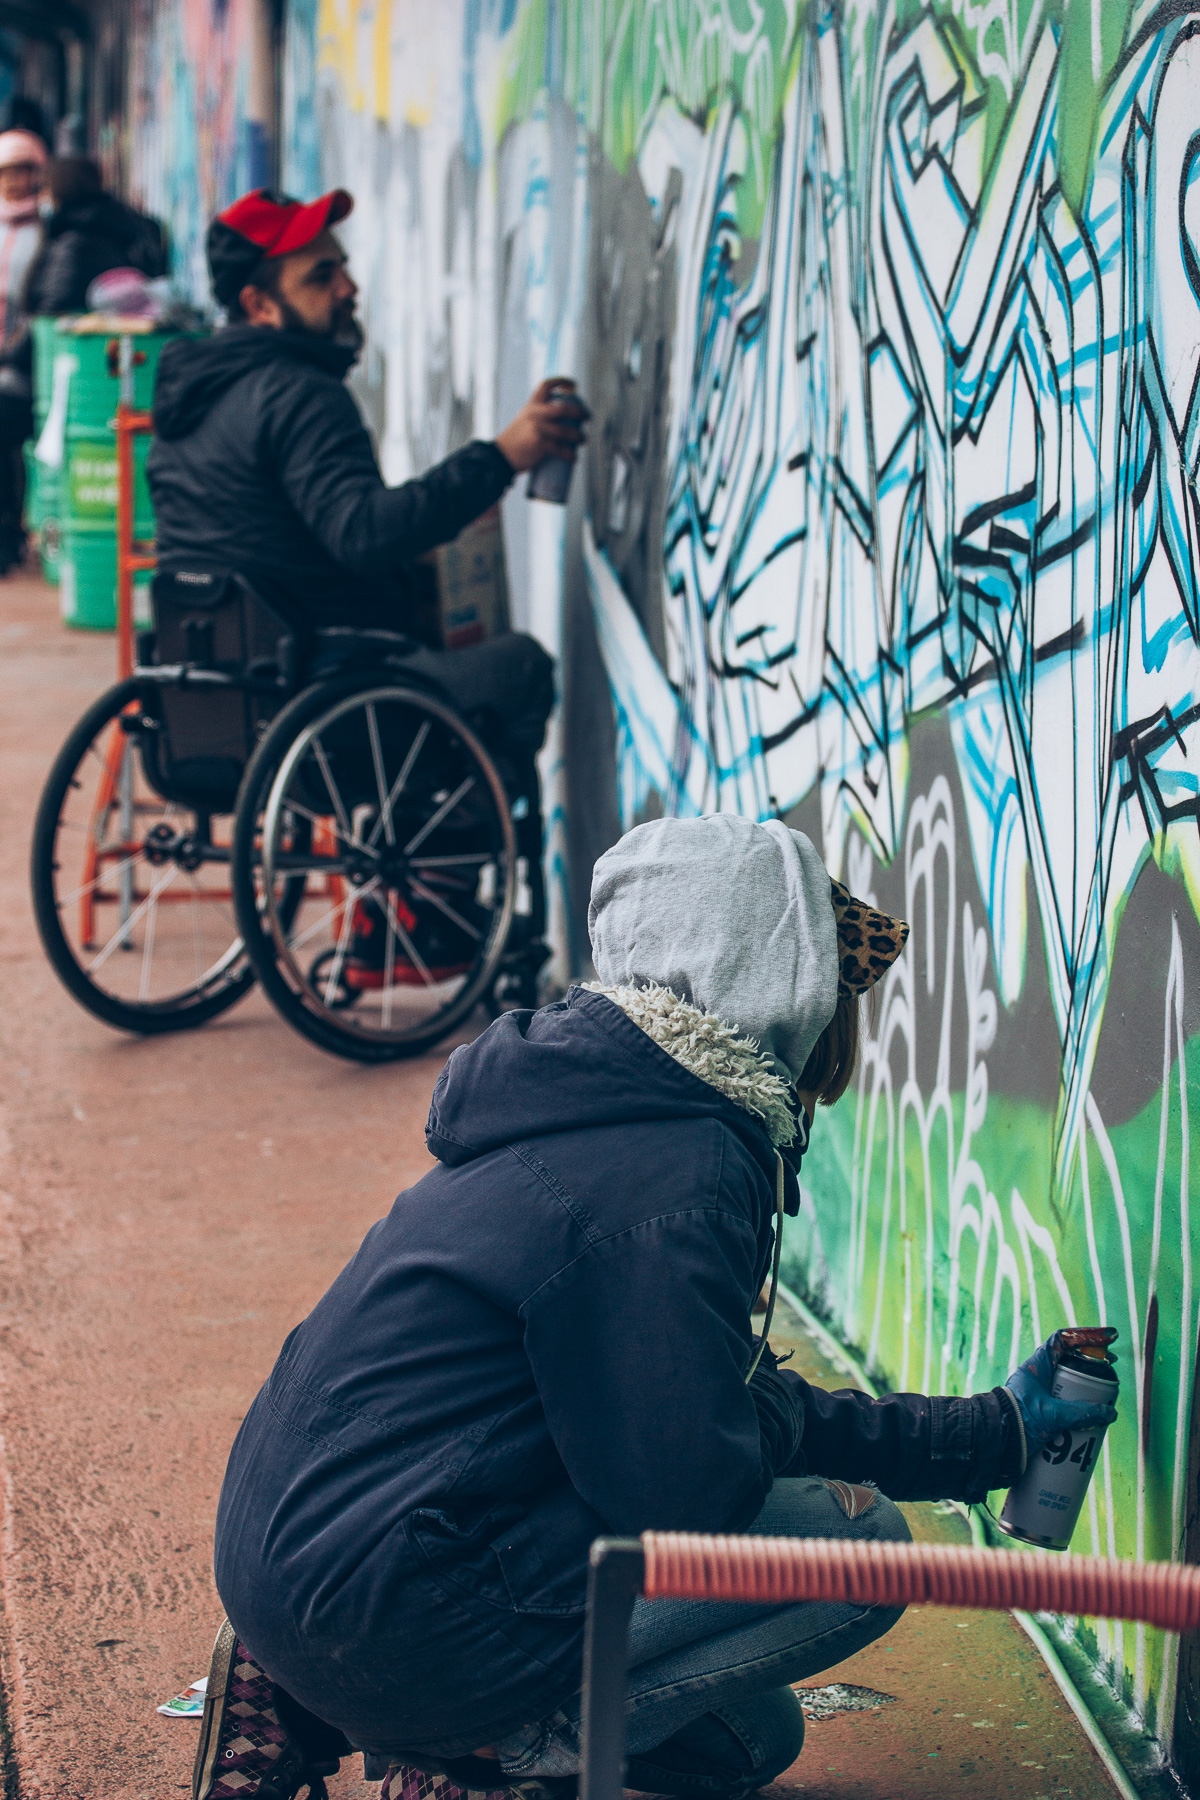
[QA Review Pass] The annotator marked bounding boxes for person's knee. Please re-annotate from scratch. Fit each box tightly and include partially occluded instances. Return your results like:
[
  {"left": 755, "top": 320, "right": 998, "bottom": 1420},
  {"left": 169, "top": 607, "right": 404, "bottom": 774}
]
[
  {"left": 857, "top": 1488, "right": 911, "bottom": 1545},
  {"left": 724, "top": 1685, "right": 806, "bottom": 1786},
  {"left": 760, "top": 1475, "right": 911, "bottom": 1545},
  {"left": 627, "top": 1687, "right": 805, "bottom": 1797},
  {"left": 821, "top": 1485, "right": 910, "bottom": 1640}
]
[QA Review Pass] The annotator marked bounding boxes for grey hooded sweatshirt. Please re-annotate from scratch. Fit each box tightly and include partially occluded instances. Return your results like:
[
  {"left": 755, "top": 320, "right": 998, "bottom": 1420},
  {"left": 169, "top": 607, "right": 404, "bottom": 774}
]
[{"left": 589, "top": 814, "right": 839, "bottom": 1082}]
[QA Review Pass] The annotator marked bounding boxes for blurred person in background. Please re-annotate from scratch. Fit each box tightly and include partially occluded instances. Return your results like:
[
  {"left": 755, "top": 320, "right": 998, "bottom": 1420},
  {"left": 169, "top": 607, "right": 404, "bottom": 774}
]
[
  {"left": 0, "top": 128, "right": 47, "bottom": 572},
  {"left": 0, "top": 154, "right": 167, "bottom": 574},
  {"left": 20, "top": 155, "right": 165, "bottom": 317}
]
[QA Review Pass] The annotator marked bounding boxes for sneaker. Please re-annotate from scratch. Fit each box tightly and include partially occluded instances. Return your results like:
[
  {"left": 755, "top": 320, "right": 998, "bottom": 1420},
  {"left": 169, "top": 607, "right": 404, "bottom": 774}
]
[{"left": 192, "top": 1619, "right": 342, "bottom": 1800}]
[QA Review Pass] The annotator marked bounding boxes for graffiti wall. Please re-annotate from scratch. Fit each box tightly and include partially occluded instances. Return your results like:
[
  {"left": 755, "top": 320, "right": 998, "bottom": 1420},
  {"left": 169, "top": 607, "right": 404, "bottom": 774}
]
[
  {"left": 273, "top": 0, "right": 1200, "bottom": 1761},
  {"left": 90, "top": 0, "right": 276, "bottom": 302}
]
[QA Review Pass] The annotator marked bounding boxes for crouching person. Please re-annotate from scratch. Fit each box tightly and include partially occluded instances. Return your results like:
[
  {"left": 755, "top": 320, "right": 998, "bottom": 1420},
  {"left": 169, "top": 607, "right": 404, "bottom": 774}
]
[{"left": 193, "top": 816, "right": 1116, "bottom": 1800}]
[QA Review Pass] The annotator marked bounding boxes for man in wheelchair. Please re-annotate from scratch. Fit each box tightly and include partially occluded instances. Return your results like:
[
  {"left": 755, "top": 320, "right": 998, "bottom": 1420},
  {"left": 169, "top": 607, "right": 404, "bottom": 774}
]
[
  {"left": 149, "top": 184, "right": 584, "bottom": 637},
  {"left": 119, "top": 186, "right": 584, "bottom": 1051},
  {"left": 31, "top": 186, "right": 583, "bottom": 1057},
  {"left": 149, "top": 183, "right": 584, "bottom": 753}
]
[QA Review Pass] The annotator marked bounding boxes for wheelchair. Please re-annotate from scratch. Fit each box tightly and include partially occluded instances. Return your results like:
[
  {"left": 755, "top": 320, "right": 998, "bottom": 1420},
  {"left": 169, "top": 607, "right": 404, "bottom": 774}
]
[{"left": 30, "top": 569, "right": 551, "bottom": 1062}]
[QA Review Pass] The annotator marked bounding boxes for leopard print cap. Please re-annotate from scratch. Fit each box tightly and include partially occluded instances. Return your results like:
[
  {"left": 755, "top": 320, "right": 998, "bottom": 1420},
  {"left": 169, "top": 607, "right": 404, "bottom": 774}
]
[{"left": 829, "top": 878, "right": 909, "bottom": 997}]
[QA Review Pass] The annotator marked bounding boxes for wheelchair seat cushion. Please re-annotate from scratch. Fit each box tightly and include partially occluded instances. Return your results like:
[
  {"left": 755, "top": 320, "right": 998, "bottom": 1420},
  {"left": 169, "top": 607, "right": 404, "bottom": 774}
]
[{"left": 312, "top": 629, "right": 555, "bottom": 755}]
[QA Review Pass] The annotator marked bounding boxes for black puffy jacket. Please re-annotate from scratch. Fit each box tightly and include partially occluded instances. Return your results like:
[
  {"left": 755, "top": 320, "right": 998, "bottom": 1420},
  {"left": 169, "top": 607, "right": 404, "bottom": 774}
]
[
  {"left": 24, "top": 190, "right": 165, "bottom": 316},
  {"left": 213, "top": 987, "right": 1022, "bottom": 1758},
  {"left": 0, "top": 191, "right": 166, "bottom": 385},
  {"left": 147, "top": 326, "right": 515, "bottom": 631}
]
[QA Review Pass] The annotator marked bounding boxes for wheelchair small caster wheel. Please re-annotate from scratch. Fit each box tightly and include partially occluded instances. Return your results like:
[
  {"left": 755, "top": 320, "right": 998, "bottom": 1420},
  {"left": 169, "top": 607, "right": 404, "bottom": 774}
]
[{"left": 307, "top": 949, "right": 359, "bottom": 1009}]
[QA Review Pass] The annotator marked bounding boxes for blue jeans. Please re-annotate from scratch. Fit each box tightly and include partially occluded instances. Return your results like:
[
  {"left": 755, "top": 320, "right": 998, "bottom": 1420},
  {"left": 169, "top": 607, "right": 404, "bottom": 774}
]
[{"left": 494, "top": 1477, "right": 911, "bottom": 1794}]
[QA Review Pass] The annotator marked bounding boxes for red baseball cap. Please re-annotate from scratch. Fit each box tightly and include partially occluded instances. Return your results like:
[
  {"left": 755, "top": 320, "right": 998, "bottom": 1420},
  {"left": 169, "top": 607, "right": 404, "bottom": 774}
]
[{"left": 207, "top": 187, "right": 353, "bottom": 305}]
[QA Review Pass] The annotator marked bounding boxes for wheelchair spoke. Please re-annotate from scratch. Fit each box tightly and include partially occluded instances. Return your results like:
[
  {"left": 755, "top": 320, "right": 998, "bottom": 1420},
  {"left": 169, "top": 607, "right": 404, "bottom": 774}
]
[
  {"left": 310, "top": 735, "right": 352, "bottom": 837},
  {"left": 138, "top": 869, "right": 163, "bottom": 1001},
  {"left": 381, "top": 890, "right": 435, "bottom": 987},
  {"left": 404, "top": 775, "right": 474, "bottom": 856},
  {"left": 278, "top": 797, "right": 377, "bottom": 861},
  {"left": 368, "top": 720, "right": 430, "bottom": 850},
  {"left": 56, "top": 849, "right": 142, "bottom": 910},
  {"left": 286, "top": 877, "right": 375, "bottom": 955},
  {"left": 381, "top": 897, "right": 398, "bottom": 1028},
  {"left": 409, "top": 877, "right": 482, "bottom": 942},
  {"left": 320, "top": 887, "right": 359, "bottom": 1008},
  {"left": 365, "top": 704, "right": 394, "bottom": 847},
  {"left": 191, "top": 876, "right": 204, "bottom": 983},
  {"left": 409, "top": 851, "right": 492, "bottom": 869},
  {"left": 86, "top": 864, "right": 179, "bottom": 973}
]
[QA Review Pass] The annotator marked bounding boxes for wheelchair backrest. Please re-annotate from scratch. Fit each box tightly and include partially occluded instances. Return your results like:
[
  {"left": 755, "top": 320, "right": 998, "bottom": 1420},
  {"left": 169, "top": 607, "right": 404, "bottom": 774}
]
[{"left": 143, "top": 570, "right": 297, "bottom": 814}]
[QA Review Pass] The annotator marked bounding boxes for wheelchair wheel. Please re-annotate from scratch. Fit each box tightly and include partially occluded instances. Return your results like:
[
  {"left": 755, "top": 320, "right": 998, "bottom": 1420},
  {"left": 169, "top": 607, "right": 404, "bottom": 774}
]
[
  {"left": 30, "top": 677, "right": 255, "bottom": 1034},
  {"left": 232, "top": 676, "right": 518, "bottom": 1062}
]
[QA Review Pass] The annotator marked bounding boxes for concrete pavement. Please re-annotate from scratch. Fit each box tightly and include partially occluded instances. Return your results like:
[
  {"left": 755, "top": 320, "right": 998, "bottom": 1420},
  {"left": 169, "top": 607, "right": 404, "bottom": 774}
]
[{"left": 0, "top": 571, "right": 1123, "bottom": 1798}]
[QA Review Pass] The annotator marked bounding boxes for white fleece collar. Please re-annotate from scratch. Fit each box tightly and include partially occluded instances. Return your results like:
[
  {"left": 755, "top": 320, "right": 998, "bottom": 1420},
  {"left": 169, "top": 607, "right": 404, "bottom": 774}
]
[{"left": 585, "top": 980, "right": 798, "bottom": 1148}]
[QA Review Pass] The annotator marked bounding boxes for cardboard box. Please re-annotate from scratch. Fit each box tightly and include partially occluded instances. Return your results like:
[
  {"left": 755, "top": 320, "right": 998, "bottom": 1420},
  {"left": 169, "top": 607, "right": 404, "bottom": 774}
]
[{"left": 420, "top": 503, "right": 511, "bottom": 650}]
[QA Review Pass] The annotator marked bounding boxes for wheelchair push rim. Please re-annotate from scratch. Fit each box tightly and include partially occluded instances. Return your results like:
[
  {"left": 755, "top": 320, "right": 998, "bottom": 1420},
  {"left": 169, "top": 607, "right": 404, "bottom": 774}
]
[
  {"left": 247, "top": 682, "right": 518, "bottom": 1056},
  {"left": 30, "top": 677, "right": 255, "bottom": 1033}
]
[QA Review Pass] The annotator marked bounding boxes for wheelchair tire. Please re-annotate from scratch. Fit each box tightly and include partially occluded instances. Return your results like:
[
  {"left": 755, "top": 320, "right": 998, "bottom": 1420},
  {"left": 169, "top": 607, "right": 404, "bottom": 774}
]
[
  {"left": 30, "top": 677, "right": 257, "bottom": 1035},
  {"left": 231, "top": 675, "right": 519, "bottom": 1063}
]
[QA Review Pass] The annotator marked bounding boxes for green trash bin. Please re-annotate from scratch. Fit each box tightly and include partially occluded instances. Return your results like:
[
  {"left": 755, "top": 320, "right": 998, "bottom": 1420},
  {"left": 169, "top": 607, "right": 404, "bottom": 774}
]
[
  {"left": 27, "top": 317, "right": 70, "bottom": 582},
  {"left": 58, "top": 428, "right": 155, "bottom": 630},
  {"left": 31, "top": 320, "right": 198, "bottom": 628}
]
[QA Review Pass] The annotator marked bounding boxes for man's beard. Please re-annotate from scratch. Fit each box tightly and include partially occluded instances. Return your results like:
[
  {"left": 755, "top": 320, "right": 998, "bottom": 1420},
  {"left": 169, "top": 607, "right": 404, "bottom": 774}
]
[{"left": 277, "top": 295, "right": 364, "bottom": 353}]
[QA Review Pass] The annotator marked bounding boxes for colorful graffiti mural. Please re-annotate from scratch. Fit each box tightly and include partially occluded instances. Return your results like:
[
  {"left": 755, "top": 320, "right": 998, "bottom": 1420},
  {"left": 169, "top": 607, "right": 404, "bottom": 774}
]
[
  {"left": 99, "top": 0, "right": 276, "bottom": 301},
  {"left": 110, "top": 0, "right": 1193, "bottom": 1764}
]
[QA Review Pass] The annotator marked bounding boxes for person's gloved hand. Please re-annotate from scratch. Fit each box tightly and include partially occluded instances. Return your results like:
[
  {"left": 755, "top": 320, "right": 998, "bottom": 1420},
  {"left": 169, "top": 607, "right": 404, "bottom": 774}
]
[{"left": 1005, "top": 1327, "right": 1119, "bottom": 1465}]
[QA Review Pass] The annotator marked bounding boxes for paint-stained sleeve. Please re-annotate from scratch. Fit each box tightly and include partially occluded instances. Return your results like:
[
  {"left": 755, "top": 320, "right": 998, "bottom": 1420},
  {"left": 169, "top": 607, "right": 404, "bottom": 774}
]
[
  {"left": 520, "top": 1206, "right": 804, "bottom": 1536},
  {"left": 267, "top": 372, "right": 515, "bottom": 574}
]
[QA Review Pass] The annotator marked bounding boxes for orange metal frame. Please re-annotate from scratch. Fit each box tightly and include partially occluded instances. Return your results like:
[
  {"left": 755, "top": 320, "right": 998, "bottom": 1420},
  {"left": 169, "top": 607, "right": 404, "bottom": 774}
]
[
  {"left": 114, "top": 397, "right": 156, "bottom": 680},
  {"left": 76, "top": 373, "right": 156, "bottom": 947}
]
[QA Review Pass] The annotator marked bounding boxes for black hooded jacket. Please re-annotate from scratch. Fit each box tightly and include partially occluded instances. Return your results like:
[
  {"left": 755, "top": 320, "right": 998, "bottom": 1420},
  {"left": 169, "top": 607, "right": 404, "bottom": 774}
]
[
  {"left": 212, "top": 988, "right": 1022, "bottom": 1758},
  {"left": 147, "top": 326, "right": 515, "bottom": 631},
  {"left": 0, "top": 191, "right": 166, "bottom": 386},
  {"left": 23, "top": 189, "right": 166, "bottom": 317}
]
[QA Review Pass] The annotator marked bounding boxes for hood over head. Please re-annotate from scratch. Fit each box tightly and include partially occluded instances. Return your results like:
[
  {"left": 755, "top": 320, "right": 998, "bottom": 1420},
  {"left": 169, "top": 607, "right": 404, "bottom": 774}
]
[
  {"left": 152, "top": 323, "right": 357, "bottom": 441},
  {"left": 587, "top": 814, "right": 839, "bottom": 1085}
]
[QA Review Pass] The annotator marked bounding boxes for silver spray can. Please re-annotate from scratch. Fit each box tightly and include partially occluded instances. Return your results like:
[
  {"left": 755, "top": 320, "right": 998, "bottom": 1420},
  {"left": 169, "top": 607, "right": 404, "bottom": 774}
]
[
  {"left": 526, "top": 384, "right": 586, "bottom": 504},
  {"left": 997, "top": 1349, "right": 1119, "bottom": 1551}
]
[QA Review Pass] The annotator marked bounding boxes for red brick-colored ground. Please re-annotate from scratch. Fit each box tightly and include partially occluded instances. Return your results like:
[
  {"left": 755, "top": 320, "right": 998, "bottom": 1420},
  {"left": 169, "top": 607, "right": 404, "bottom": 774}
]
[{"left": 0, "top": 572, "right": 1119, "bottom": 1797}]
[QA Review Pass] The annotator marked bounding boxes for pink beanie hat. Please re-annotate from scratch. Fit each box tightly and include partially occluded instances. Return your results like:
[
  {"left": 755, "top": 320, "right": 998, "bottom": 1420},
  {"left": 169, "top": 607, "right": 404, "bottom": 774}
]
[{"left": 0, "top": 130, "right": 47, "bottom": 171}]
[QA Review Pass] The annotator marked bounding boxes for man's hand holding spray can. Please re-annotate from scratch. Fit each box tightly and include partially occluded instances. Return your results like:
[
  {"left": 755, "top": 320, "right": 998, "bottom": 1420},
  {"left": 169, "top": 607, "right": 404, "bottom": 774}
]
[
  {"left": 525, "top": 380, "right": 590, "bottom": 504},
  {"left": 493, "top": 377, "right": 590, "bottom": 502},
  {"left": 998, "top": 1326, "right": 1120, "bottom": 1549}
]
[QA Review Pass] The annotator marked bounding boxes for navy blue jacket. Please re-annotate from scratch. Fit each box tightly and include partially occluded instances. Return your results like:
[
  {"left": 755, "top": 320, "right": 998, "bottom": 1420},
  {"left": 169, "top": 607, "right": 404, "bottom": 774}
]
[{"left": 213, "top": 989, "right": 1020, "bottom": 1756}]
